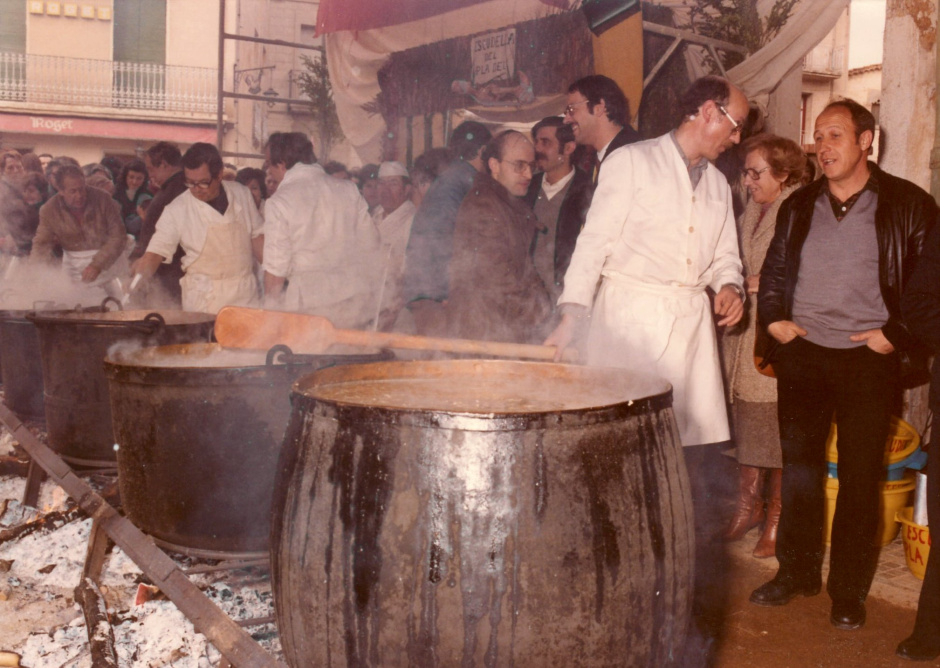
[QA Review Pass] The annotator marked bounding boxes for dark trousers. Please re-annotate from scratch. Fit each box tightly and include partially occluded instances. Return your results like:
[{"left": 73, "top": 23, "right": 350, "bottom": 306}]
[
  {"left": 774, "top": 337, "right": 898, "bottom": 603},
  {"left": 910, "top": 437, "right": 940, "bottom": 641}
]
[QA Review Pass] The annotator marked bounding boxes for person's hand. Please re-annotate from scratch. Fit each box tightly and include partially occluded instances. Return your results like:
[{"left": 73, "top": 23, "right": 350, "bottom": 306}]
[
  {"left": 714, "top": 285, "right": 744, "bottom": 327},
  {"left": 767, "top": 320, "right": 806, "bottom": 344},
  {"left": 81, "top": 265, "right": 101, "bottom": 283},
  {"left": 849, "top": 328, "right": 895, "bottom": 354},
  {"left": 745, "top": 274, "right": 760, "bottom": 294},
  {"left": 544, "top": 314, "right": 576, "bottom": 362}
]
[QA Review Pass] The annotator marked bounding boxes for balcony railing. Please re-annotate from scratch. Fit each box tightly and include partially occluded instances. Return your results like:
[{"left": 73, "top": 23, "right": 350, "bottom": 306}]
[{"left": 0, "top": 52, "right": 217, "bottom": 114}]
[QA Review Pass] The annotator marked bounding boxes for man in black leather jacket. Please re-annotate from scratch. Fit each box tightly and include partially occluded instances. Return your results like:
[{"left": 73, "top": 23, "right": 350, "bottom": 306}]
[{"left": 751, "top": 99, "right": 937, "bottom": 631}]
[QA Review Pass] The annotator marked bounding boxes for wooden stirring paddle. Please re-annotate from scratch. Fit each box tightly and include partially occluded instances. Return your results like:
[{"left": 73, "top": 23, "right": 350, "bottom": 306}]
[{"left": 214, "top": 306, "right": 578, "bottom": 362}]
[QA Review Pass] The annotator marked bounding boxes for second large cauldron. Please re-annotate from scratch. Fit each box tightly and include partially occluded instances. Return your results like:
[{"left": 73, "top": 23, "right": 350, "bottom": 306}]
[
  {"left": 29, "top": 308, "right": 216, "bottom": 467},
  {"left": 105, "top": 342, "right": 391, "bottom": 558},
  {"left": 272, "top": 359, "right": 694, "bottom": 667}
]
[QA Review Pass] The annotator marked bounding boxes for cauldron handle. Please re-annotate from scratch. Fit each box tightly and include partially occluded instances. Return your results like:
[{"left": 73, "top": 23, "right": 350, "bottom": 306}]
[
  {"left": 266, "top": 344, "right": 294, "bottom": 366},
  {"left": 124, "top": 312, "right": 166, "bottom": 335},
  {"left": 101, "top": 296, "right": 122, "bottom": 311}
]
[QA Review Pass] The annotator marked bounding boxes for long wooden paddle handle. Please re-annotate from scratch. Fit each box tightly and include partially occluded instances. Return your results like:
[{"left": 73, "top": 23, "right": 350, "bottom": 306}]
[{"left": 333, "top": 327, "right": 579, "bottom": 362}]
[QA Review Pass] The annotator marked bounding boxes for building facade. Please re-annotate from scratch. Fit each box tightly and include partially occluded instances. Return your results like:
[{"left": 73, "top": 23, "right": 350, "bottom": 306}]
[{"left": 0, "top": 0, "right": 225, "bottom": 165}]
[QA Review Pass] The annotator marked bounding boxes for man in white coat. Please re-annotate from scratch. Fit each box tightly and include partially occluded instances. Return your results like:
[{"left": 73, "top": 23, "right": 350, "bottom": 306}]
[
  {"left": 546, "top": 75, "right": 746, "bottom": 447},
  {"left": 545, "top": 73, "right": 748, "bottom": 667},
  {"left": 133, "top": 143, "right": 264, "bottom": 313},
  {"left": 262, "top": 132, "right": 384, "bottom": 329}
]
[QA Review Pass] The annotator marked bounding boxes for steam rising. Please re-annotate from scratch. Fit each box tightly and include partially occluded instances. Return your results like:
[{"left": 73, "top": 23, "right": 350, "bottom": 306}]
[{"left": 0, "top": 259, "right": 113, "bottom": 311}]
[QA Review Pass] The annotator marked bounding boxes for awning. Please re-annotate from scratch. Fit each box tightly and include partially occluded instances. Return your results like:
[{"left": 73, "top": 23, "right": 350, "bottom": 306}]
[{"left": 316, "top": 0, "right": 569, "bottom": 35}]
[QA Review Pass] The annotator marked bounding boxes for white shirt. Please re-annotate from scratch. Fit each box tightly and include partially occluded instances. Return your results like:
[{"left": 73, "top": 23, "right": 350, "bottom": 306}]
[
  {"left": 146, "top": 181, "right": 263, "bottom": 272},
  {"left": 540, "top": 167, "right": 575, "bottom": 201}
]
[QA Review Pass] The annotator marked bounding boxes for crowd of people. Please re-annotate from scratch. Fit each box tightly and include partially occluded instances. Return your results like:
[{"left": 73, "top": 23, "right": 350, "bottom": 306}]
[{"left": 1, "top": 72, "right": 940, "bottom": 664}]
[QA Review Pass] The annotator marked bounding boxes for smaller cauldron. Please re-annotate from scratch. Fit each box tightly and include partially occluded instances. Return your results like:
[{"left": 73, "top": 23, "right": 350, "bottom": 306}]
[{"left": 105, "top": 342, "right": 391, "bottom": 559}]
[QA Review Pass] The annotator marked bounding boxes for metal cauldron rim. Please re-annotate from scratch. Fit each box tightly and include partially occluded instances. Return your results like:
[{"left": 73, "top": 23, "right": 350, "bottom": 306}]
[
  {"left": 104, "top": 342, "right": 393, "bottom": 386},
  {"left": 27, "top": 308, "right": 215, "bottom": 327},
  {"left": 291, "top": 358, "right": 674, "bottom": 432}
]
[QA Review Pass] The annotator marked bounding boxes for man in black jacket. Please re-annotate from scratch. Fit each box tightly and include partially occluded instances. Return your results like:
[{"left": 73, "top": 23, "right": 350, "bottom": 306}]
[
  {"left": 897, "top": 222, "right": 940, "bottom": 661},
  {"left": 523, "top": 116, "right": 593, "bottom": 305},
  {"left": 563, "top": 75, "right": 640, "bottom": 184},
  {"left": 753, "top": 98, "right": 937, "bottom": 631}
]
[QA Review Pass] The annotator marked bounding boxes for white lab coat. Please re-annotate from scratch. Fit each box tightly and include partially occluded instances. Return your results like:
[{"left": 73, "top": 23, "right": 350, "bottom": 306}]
[
  {"left": 263, "top": 163, "right": 385, "bottom": 329},
  {"left": 560, "top": 133, "right": 744, "bottom": 446},
  {"left": 374, "top": 199, "right": 417, "bottom": 327},
  {"left": 146, "top": 181, "right": 262, "bottom": 314}
]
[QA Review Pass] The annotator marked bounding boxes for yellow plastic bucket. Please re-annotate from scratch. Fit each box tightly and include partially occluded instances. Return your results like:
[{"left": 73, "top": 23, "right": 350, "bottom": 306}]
[
  {"left": 896, "top": 507, "right": 931, "bottom": 580},
  {"left": 824, "top": 475, "right": 915, "bottom": 546},
  {"left": 825, "top": 416, "right": 920, "bottom": 465}
]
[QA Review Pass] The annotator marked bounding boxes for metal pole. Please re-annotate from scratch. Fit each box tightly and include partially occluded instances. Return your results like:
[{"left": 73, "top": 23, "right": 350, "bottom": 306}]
[{"left": 216, "top": 0, "right": 226, "bottom": 149}]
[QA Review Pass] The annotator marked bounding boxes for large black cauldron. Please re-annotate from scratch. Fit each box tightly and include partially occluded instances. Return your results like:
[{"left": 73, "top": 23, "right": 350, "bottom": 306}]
[
  {"left": 29, "top": 308, "right": 215, "bottom": 467},
  {"left": 272, "top": 359, "right": 694, "bottom": 667},
  {"left": 105, "top": 342, "right": 391, "bottom": 558}
]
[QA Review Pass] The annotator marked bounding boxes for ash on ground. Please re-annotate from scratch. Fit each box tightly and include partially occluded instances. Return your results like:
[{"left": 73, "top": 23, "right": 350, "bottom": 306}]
[{"left": 0, "top": 424, "right": 283, "bottom": 667}]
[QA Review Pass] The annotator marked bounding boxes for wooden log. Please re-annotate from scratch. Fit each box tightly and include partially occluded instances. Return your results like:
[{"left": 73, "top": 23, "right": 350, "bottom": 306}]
[
  {"left": 74, "top": 576, "right": 118, "bottom": 668},
  {"left": 0, "top": 402, "right": 285, "bottom": 668}
]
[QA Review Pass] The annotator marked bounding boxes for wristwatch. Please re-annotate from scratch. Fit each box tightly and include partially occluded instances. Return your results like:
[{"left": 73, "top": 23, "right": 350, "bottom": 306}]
[{"left": 722, "top": 283, "right": 746, "bottom": 301}]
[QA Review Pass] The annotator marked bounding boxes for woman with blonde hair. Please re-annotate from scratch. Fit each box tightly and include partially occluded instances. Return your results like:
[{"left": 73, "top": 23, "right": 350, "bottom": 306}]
[{"left": 722, "top": 133, "right": 811, "bottom": 557}]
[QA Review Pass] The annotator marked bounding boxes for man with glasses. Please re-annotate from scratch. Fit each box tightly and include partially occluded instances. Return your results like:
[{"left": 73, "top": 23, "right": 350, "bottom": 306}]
[
  {"left": 134, "top": 143, "right": 263, "bottom": 313},
  {"left": 546, "top": 75, "right": 747, "bottom": 662},
  {"left": 752, "top": 99, "right": 937, "bottom": 632},
  {"left": 563, "top": 75, "right": 640, "bottom": 184},
  {"left": 446, "top": 130, "right": 551, "bottom": 343}
]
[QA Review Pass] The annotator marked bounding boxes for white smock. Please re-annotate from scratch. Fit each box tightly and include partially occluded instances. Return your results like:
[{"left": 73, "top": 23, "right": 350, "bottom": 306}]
[
  {"left": 146, "top": 181, "right": 262, "bottom": 314},
  {"left": 263, "top": 163, "right": 385, "bottom": 329},
  {"left": 559, "top": 133, "right": 744, "bottom": 447}
]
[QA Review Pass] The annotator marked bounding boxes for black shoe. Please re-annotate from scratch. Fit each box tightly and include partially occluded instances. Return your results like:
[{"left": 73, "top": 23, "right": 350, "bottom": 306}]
[
  {"left": 897, "top": 635, "right": 940, "bottom": 661},
  {"left": 749, "top": 577, "right": 821, "bottom": 607},
  {"left": 830, "top": 600, "right": 866, "bottom": 630}
]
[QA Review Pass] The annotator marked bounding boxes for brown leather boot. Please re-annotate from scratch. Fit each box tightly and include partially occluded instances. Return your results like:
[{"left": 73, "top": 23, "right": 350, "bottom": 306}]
[
  {"left": 753, "top": 468, "right": 782, "bottom": 558},
  {"left": 723, "top": 465, "right": 765, "bottom": 541}
]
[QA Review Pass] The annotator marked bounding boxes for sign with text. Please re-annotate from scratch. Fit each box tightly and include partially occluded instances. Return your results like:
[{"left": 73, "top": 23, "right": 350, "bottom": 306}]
[{"left": 471, "top": 28, "right": 516, "bottom": 86}]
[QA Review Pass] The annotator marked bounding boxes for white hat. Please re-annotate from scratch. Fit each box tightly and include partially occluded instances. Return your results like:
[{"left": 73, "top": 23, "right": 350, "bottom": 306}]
[{"left": 378, "top": 161, "right": 408, "bottom": 178}]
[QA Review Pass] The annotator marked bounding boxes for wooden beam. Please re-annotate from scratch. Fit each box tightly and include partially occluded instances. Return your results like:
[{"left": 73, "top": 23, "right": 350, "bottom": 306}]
[{"left": 0, "top": 403, "right": 285, "bottom": 668}]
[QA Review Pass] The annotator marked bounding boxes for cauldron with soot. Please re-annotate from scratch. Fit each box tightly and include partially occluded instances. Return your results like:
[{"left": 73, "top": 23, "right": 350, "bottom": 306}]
[
  {"left": 105, "top": 342, "right": 391, "bottom": 558},
  {"left": 28, "top": 307, "right": 216, "bottom": 467},
  {"left": 271, "top": 359, "right": 695, "bottom": 667}
]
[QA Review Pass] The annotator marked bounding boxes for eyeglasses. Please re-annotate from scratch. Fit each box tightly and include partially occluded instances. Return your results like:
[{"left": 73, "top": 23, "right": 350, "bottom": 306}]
[
  {"left": 501, "top": 159, "right": 536, "bottom": 174},
  {"left": 743, "top": 166, "right": 769, "bottom": 181},
  {"left": 717, "top": 104, "right": 743, "bottom": 135},
  {"left": 184, "top": 179, "right": 215, "bottom": 190},
  {"left": 564, "top": 99, "right": 589, "bottom": 117}
]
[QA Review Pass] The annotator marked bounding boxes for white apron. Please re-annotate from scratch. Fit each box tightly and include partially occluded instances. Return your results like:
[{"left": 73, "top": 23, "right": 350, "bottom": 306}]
[
  {"left": 588, "top": 271, "right": 729, "bottom": 447},
  {"left": 180, "top": 207, "right": 259, "bottom": 314},
  {"left": 62, "top": 236, "right": 134, "bottom": 301}
]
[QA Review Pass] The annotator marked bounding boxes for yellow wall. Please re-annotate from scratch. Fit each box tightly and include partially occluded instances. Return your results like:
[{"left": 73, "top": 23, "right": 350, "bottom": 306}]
[
  {"left": 591, "top": 11, "right": 643, "bottom": 128},
  {"left": 27, "top": 1, "right": 114, "bottom": 60}
]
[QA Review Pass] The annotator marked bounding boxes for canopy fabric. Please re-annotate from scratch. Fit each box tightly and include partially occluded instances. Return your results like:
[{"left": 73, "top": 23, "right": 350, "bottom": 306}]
[
  {"left": 727, "top": 0, "right": 850, "bottom": 108},
  {"left": 324, "top": 0, "right": 569, "bottom": 160},
  {"left": 316, "top": 0, "right": 570, "bottom": 35}
]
